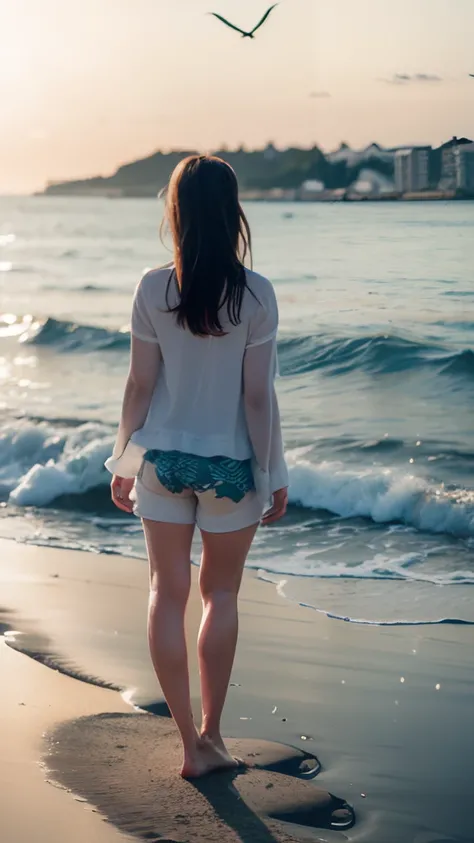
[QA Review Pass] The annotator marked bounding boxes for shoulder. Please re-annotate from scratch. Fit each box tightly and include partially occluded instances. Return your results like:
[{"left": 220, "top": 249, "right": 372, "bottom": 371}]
[
  {"left": 244, "top": 269, "right": 278, "bottom": 315},
  {"left": 243, "top": 270, "right": 279, "bottom": 345},
  {"left": 138, "top": 265, "right": 174, "bottom": 305},
  {"left": 245, "top": 268, "right": 275, "bottom": 298},
  {"left": 245, "top": 269, "right": 278, "bottom": 322}
]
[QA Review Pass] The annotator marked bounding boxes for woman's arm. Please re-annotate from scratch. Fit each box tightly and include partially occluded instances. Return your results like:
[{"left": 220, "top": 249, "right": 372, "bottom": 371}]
[
  {"left": 269, "top": 386, "right": 289, "bottom": 492},
  {"left": 107, "top": 275, "right": 162, "bottom": 510},
  {"left": 107, "top": 336, "right": 161, "bottom": 515},
  {"left": 243, "top": 339, "right": 289, "bottom": 522},
  {"left": 243, "top": 339, "right": 274, "bottom": 475},
  {"left": 112, "top": 335, "right": 161, "bottom": 463}
]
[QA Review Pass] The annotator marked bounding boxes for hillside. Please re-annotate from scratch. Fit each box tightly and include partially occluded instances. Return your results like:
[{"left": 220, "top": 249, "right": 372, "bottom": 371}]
[{"left": 42, "top": 144, "right": 396, "bottom": 198}]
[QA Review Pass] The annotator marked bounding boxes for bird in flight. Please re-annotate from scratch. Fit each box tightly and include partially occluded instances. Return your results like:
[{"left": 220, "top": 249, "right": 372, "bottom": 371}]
[
  {"left": 210, "top": 4, "right": 278, "bottom": 39},
  {"left": 469, "top": 74, "right": 474, "bottom": 77}
]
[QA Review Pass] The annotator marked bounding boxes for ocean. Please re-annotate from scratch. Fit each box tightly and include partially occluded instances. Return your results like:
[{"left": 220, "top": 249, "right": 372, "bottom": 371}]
[{"left": 1, "top": 196, "right": 473, "bottom": 626}]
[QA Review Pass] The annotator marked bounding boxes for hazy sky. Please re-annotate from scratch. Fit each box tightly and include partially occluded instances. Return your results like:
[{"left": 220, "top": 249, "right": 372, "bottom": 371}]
[{"left": 1, "top": 0, "right": 473, "bottom": 193}]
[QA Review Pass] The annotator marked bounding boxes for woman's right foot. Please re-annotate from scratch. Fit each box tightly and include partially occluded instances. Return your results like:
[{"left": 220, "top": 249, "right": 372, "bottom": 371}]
[{"left": 181, "top": 735, "right": 240, "bottom": 778}]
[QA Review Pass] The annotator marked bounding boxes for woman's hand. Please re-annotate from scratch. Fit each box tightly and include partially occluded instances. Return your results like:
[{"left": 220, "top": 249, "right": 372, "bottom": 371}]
[
  {"left": 111, "top": 475, "right": 135, "bottom": 513},
  {"left": 261, "top": 487, "right": 288, "bottom": 526}
]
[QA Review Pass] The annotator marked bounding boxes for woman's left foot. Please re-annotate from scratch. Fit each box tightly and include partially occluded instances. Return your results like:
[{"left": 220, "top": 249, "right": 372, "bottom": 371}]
[
  {"left": 181, "top": 735, "right": 240, "bottom": 779},
  {"left": 201, "top": 734, "right": 241, "bottom": 771}
]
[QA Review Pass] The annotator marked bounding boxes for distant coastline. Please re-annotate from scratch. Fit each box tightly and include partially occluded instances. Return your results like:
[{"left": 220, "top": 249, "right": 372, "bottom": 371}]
[
  {"left": 35, "top": 187, "right": 472, "bottom": 203},
  {"left": 38, "top": 139, "right": 474, "bottom": 202}
]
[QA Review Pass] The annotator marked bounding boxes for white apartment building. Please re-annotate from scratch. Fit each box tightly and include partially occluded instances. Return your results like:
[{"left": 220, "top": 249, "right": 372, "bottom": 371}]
[
  {"left": 454, "top": 143, "right": 474, "bottom": 191},
  {"left": 394, "top": 147, "right": 431, "bottom": 193}
]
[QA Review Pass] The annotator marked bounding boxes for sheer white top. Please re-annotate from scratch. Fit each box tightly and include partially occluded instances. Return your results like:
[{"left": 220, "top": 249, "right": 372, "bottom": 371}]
[{"left": 105, "top": 267, "right": 288, "bottom": 496}]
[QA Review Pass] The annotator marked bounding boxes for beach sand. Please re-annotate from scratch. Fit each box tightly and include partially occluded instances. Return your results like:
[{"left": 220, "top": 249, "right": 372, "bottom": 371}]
[
  {"left": 1, "top": 537, "right": 473, "bottom": 842},
  {"left": 0, "top": 636, "right": 133, "bottom": 843}
]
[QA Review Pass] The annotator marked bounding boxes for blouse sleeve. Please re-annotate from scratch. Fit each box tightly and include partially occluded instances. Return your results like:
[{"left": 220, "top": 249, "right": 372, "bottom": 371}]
[
  {"left": 131, "top": 277, "right": 160, "bottom": 344},
  {"left": 246, "top": 284, "right": 279, "bottom": 349},
  {"left": 243, "top": 283, "right": 288, "bottom": 503},
  {"left": 244, "top": 339, "right": 289, "bottom": 503}
]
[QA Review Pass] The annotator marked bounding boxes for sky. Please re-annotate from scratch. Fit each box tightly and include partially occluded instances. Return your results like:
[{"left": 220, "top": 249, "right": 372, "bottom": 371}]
[{"left": 1, "top": 0, "right": 473, "bottom": 193}]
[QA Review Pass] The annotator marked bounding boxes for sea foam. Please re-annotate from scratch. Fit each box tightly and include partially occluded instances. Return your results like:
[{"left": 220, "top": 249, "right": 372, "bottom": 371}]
[
  {"left": 2, "top": 421, "right": 473, "bottom": 540},
  {"left": 286, "top": 451, "right": 474, "bottom": 539}
]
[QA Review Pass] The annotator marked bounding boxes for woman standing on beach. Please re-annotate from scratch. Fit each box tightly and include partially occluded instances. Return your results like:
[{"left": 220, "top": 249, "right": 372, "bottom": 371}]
[{"left": 106, "top": 156, "right": 288, "bottom": 778}]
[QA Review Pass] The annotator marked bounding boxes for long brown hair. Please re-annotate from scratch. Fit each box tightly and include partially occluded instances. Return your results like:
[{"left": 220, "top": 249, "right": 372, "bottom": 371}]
[{"left": 163, "top": 155, "right": 252, "bottom": 336}]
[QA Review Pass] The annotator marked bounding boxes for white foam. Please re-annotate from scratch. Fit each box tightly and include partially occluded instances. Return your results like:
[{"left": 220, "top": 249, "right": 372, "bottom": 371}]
[
  {"left": 286, "top": 451, "right": 474, "bottom": 539},
  {"left": 2, "top": 423, "right": 474, "bottom": 540},
  {"left": 251, "top": 550, "right": 474, "bottom": 586},
  {"left": 1, "top": 420, "right": 113, "bottom": 506},
  {"left": 256, "top": 571, "right": 474, "bottom": 625}
]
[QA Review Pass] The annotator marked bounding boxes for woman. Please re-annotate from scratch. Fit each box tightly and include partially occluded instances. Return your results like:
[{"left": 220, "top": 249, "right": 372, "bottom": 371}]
[{"left": 105, "top": 155, "right": 288, "bottom": 778}]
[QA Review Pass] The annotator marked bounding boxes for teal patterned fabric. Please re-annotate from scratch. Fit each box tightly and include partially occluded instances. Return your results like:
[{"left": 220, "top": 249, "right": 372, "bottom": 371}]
[{"left": 143, "top": 449, "right": 255, "bottom": 503}]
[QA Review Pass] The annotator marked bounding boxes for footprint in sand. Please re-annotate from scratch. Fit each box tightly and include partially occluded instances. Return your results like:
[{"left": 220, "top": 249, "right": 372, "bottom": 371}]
[{"left": 43, "top": 712, "right": 355, "bottom": 841}]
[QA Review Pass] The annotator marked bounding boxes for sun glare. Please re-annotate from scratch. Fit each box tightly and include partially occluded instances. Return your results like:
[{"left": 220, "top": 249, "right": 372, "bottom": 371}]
[
  {"left": 0, "top": 8, "right": 37, "bottom": 119},
  {"left": 0, "top": 44, "right": 31, "bottom": 82}
]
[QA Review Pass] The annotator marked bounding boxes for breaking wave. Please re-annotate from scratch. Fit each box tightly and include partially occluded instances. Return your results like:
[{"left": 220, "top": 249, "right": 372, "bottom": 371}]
[
  {"left": 2, "top": 315, "right": 473, "bottom": 378},
  {"left": 1, "top": 421, "right": 473, "bottom": 540}
]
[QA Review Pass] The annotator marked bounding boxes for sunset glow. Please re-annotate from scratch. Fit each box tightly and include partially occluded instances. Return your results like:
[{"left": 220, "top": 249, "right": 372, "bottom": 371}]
[{"left": 1, "top": 0, "right": 473, "bottom": 193}]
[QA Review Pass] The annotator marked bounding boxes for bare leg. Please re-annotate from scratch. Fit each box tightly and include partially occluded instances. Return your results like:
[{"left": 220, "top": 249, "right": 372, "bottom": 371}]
[
  {"left": 198, "top": 523, "right": 259, "bottom": 762},
  {"left": 143, "top": 518, "right": 200, "bottom": 776}
]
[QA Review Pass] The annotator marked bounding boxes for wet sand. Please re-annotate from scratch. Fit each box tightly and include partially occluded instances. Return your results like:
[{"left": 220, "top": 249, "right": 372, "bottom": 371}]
[
  {"left": 0, "top": 636, "right": 133, "bottom": 843},
  {"left": 1, "top": 537, "right": 473, "bottom": 842}
]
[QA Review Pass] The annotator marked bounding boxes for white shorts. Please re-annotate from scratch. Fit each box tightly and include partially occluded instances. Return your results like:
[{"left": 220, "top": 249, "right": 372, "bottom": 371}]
[{"left": 133, "top": 460, "right": 264, "bottom": 534}]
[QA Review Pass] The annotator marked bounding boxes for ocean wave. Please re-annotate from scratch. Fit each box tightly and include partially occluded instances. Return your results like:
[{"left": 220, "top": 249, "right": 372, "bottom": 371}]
[
  {"left": 2, "top": 420, "right": 474, "bottom": 541},
  {"left": 0, "top": 263, "right": 33, "bottom": 273},
  {"left": 81, "top": 284, "right": 113, "bottom": 292},
  {"left": 0, "top": 420, "right": 113, "bottom": 506},
  {"left": 256, "top": 574, "right": 474, "bottom": 625},
  {"left": 295, "top": 606, "right": 474, "bottom": 626},
  {"left": 2, "top": 315, "right": 473, "bottom": 380},
  {"left": 286, "top": 452, "right": 474, "bottom": 539},
  {"left": 278, "top": 333, "right": 474, "bottom": 378},
  {"left": 254, "top": 549, "right": 474, "bottom": 586},
  {"left": 41, "top": 283, "right": 113, "bottom": 293},
  {"left": 438, "top": 348, "right": 474, "bottom": 376},
  {"left": 0, "top": 314, "right": 129, "bottom": 351}
]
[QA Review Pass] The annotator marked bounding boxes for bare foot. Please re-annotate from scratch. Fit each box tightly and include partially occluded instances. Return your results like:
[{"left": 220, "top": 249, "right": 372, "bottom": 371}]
[
  {"left": 200, "top": 731, "right": 228, "bottom": 756},
  {"left": 181, "top": 736, "right": 240, "bottom": 779}
]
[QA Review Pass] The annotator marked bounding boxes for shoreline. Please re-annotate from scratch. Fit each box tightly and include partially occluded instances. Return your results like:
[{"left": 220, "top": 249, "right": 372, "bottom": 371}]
[
  {"left": 0, "top": 637, "right": 134, "bottom": 843},
  {"left": 33, "top": 190, "right": 474, "bottom": 202},
  {"left": 1, "top": 537, "right": 473, "bottom": 841}
]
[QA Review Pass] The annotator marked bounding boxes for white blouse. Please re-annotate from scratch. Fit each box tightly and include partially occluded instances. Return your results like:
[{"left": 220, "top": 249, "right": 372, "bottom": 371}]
[{"left": 105, "top": 267, "right": 288, "bottom": 497}]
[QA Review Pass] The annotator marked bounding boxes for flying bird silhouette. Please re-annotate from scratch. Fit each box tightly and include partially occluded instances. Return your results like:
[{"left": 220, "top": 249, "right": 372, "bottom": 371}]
[
  {"left": 470, "top": 74, "right": 474, "bottom": 77},
  {"left": 210, "top": 4, "right": 278, "bottom": 39}
]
